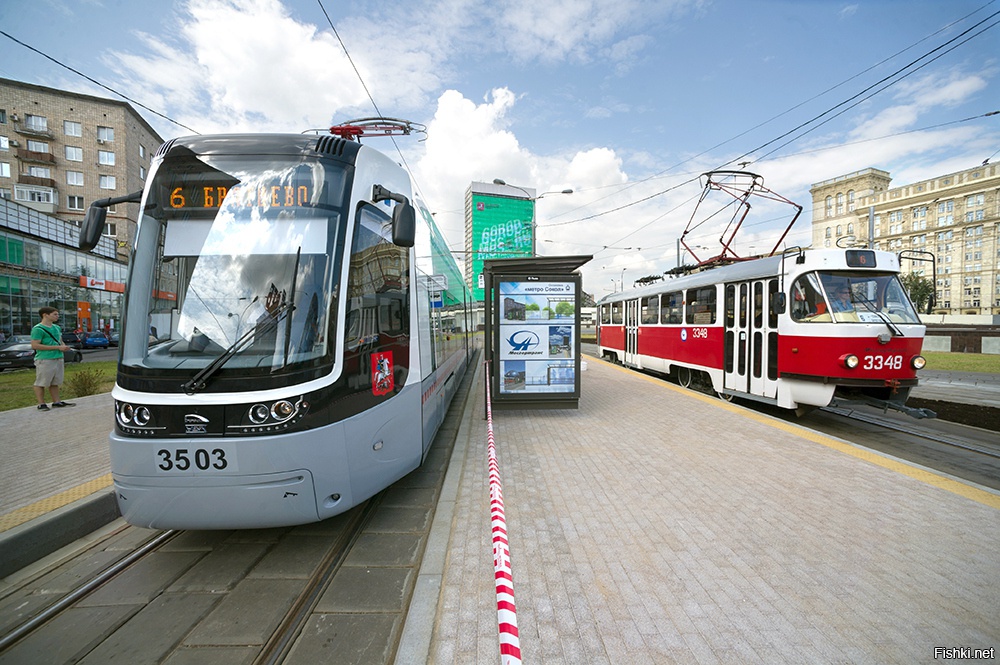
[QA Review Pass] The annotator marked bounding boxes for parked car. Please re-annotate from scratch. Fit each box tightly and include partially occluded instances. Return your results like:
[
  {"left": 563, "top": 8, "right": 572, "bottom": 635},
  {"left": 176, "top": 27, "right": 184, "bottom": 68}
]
[
  {"left": 0, "top": 337, "right": 82, "bottom": 370},
  {"left": 108, "top": 331, "right": 119, "bottom": 347},
  {"left": 82, "top": 331, "right": 110, "bottom": 349},
  {"left": 61, "top": 332, "right": 84, "bottom": 349}
]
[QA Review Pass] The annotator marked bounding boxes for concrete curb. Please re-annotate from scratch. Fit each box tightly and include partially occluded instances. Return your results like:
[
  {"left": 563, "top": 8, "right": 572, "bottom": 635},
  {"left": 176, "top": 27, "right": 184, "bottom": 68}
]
[{"left": 0, "top": 489, "right": 120, "bottom": 579}]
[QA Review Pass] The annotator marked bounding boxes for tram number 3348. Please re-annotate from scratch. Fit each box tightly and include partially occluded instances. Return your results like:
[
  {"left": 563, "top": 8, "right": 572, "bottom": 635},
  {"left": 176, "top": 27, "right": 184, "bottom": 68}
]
[
  {"left": 862, "top": 354, "right": 903, "bottom": 371},
  {"left": 157, "top": 448, "right": 229, "bottom": 471}
]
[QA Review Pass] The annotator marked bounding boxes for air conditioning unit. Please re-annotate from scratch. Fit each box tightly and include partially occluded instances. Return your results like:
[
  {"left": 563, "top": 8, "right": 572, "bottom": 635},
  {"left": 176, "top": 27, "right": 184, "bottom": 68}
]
[
  {"left": 10, "top": 114, "right": 19, "bottom": 122},
  {"left": 97, "top": 139, "right": 105, "bottom": 144},
  {"left": 9, "top": 140, "right": 18, "bottom": 147}
]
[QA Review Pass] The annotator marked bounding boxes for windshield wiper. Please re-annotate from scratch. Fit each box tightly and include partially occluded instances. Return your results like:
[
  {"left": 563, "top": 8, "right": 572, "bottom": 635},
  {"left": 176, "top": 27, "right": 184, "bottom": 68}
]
[
  {"left": 854, "top": 294, "right": 904, "bottom": 337},
  {"left": 182, "top": 301, "right": 295, "bottom": 394}
]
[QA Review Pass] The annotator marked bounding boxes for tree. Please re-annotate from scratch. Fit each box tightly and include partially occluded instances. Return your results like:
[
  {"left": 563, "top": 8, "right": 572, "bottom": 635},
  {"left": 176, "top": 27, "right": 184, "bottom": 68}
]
[{"left": 900, "top": 272, "right": 934, "bottom": 313}]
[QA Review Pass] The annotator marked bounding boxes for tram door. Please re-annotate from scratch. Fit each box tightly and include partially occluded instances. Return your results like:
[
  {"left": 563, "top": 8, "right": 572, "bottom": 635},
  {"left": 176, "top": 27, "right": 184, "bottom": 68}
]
[
  {"left": 724, "top": 279, "right": 779, "bottom": 399},
  {"left": 624, "top": 299, "right": 640, "bottom": 367}
]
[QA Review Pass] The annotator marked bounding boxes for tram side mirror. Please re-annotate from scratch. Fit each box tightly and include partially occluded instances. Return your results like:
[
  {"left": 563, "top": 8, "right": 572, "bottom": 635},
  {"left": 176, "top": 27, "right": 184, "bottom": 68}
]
[
  {"left": 392, "top": 201, "right": 416, "bottom": 248},
  {"left": 79, "top": 205, "right": 107, "bottom": 252},
  {"left": 772, "top": 292, "right": 787, "bottom": 315}
]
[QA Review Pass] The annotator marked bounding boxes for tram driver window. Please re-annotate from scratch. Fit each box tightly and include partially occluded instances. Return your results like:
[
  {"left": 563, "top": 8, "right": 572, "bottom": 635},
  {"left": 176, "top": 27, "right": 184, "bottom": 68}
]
[{"left": 790, "top": 274, "right": 827, "bottom": 322}]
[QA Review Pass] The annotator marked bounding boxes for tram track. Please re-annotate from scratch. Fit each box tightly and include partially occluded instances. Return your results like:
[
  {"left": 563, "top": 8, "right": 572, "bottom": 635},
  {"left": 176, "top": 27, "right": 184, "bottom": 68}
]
[
  {"left": 820, "top": 405, "right": 1000, "bottom": 461},
  {"left": 0, "top": 500, "right": 377, "bottom": 664}
]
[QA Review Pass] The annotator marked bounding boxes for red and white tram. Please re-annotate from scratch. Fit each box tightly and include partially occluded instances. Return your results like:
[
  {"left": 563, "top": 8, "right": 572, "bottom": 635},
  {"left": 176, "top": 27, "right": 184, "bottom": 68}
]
[{"left": 597, "top": 248, "right": 930, "bottom": 416}]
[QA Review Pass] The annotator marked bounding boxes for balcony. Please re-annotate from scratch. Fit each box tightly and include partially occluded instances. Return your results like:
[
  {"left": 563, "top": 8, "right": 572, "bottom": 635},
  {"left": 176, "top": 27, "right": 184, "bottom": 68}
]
[
  {"left": 18, "top": 174, "right": 57, "bottom": 189},
  {"left": 16, "top": 148, "right": 56, "bottom": 164},
  {"left": 12, "top": 122, "right": 55, "bottom": 140}
]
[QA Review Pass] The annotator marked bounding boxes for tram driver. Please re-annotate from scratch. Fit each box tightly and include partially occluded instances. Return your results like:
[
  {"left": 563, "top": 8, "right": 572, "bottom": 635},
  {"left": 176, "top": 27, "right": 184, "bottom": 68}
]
[{"left": 828, "top": 282, "right": 855, "bottom": 313}]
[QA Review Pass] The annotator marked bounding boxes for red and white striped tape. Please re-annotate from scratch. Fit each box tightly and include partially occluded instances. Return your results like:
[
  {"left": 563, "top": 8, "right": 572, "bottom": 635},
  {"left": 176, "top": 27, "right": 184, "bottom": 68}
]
[{"left": 486, "top": 363, "right": 522, "bottom": 665}]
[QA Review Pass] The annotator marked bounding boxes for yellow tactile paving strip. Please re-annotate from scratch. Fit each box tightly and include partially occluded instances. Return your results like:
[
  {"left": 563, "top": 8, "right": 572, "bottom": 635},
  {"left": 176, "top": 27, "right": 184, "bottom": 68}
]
[
  {"left": 603, "top": 359, "right": 1000, "bottom": 511},
  {"left": 0, "top": 473, "right": 113, "bottom": 533}
]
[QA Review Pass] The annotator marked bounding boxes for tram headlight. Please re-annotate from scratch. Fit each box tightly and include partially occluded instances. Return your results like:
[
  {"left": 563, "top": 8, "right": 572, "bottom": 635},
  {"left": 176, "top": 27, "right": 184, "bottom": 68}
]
[
  {"left": 116, "top": 401, "right": 153, "bottom": 429},
  {"left": 249, "top": 404, "right": 270, "bottom": 424},
  {"left": 841, "top": 354, "right": 860, "bottom": 369},
  {"left": 911, "top": 355, "right": 926, "bottom": 370},
  {"left": 133, "top": 406, "right": 151, "bottom": 426},
  {"left": 239, "top": 397, "right": 304, "bottom": 431},
  {"left": 271, "top": 400, "right": 295, "bottom": 420}
]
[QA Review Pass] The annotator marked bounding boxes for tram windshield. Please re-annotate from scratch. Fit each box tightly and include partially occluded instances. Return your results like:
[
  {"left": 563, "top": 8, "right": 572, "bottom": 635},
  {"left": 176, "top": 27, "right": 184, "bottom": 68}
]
[
  {"left": 789, "top": 271, "right": 921, "bottom": 324},
  {"left": 119, "top": 150, "right": 348, "bottom": 390}
]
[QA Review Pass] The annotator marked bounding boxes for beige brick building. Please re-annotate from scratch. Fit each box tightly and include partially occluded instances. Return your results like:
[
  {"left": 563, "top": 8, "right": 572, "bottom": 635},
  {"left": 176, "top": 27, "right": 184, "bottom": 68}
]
[
  {"left": 810, "top": 163, "right": 1000, "bottom": 315},
  {"left": 0, "top": 78, "right": 164, "bottom": 260}
]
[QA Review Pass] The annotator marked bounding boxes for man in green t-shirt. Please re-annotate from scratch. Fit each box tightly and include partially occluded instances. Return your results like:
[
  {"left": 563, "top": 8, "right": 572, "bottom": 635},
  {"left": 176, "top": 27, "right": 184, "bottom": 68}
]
[{"left": 30, "top": 307, "right": 75, "bottom": 411}]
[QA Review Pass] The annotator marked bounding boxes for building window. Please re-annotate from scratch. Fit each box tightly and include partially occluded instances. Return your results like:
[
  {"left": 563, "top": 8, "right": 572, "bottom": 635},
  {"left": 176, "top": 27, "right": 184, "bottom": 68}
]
[
  {"left": 825, "top": 227, "right": 831, "bottom": 238},
  {"left": 847, "top": 190, "right": 855, "bottom": 212},
  {"left": 836, "top": 225, "right": 842, "bottom": 236},
  {"left": 99, "top": 175, "right": 116, "bottom": 189},
  {"left": 847, "top": 223, "right": 854, "bottom": 234},
  {"left": 825, "top": 196, "right": 832, "bottom": 217},
  {"left": 67, "top": 195, "right": 84, "bottom": 210},
  {"left": 98, "top": 150, "right": 115, "bottom": 166},
  {"left": 64, "top": 120, "right": 82, "bottom": 137},
  {"left": 0, "top": 162, "right": 9, "bottom": 178},
  {"left": 97, "top": 126, "right": 115, "bottom": 142},
  {"left": 139, "top": 166, "right": 146, "bottom": 180},
  {"left": 14, "top": 185, "right": 54, "bottom": 203},
  {"left": 104, "top": 222, "right": 117, "bottom": 237},
  {"left": 28, "top": 166, "right": 51, "bottom": 178},
  {"left": 139, "top": 144, "right": 146, "bottom": 159},
  {"left": 0, "top": 189, "right": 10, "bottom": 200},
  {"left": 24, "top": 114, "right": 48, "bottom": 132},
  {"left": 0, "top": 110, "right": 6, "bottom": 124},
  {"left": 836, "top": 193, "right": 844, "bottom": 215},
  {"left": 0, "top": 136, "right": 7, "bottom": 150},
  {"left": 26, "top": 139, "right": 49, "bottom": 153},
  {"left": 65, "top": 145, "right": 83, "bottom": 161},
  {"left": 67, "top": 171, "right": 84, "bottom": 186}
]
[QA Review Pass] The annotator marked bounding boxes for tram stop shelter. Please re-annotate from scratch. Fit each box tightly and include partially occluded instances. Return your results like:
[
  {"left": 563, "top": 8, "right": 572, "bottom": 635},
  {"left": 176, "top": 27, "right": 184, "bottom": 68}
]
[{"left": 483, "top": 255, "right": 592, "bottom": 410}]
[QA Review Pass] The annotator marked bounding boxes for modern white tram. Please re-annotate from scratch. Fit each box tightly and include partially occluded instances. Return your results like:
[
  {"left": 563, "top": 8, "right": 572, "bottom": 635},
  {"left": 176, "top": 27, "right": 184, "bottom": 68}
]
[
  {"left": 80, "top": 133, "right": 472, "bottom": 529},
  {"left": 597, "top": 248, "right": 930, "bottom": 416}
]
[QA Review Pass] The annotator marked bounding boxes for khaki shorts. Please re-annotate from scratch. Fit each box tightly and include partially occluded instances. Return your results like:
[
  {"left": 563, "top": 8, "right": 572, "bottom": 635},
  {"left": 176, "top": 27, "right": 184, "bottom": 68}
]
[{"left": 34, "top": 358, "right": 65, "bottom": 387}]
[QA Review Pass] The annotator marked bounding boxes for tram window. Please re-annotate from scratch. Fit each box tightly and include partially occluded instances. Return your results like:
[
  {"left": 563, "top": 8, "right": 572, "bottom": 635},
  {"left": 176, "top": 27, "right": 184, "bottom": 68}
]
[
  {"left": 725, "top": 285, "right": 735, "bottom": 328},
  {"left": 686, "top": 287, "right": 716, "bottom": 325},
  {"left": 600, "top": 303, "right": 611, "bottom": 325},
  {"left": 611, "top": 301, "right": 623, "bottom": 324},
  {"left": 641, "top": 296, "right": 659, "bottom": 324},
  {"left": 768, "top": 279, "right": 779, "bottom": 328},
  {"left": 660, "top": 291, "right": 682, "bottom": 324},
  {"left": 345, "top": 204, "right": 409, "bottom": 352},
  {"left": 753, "top": 282, "right": 763, "bottom": 328},
  {"left": 790, "top": 274, "right": 827, "bottom": 322}
]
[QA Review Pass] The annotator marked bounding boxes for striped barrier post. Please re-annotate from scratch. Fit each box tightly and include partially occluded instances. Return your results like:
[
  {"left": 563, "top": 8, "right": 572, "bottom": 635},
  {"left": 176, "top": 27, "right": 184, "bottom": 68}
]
[{"left": 485, "top": 362, "right": 522, "bottom": 665}]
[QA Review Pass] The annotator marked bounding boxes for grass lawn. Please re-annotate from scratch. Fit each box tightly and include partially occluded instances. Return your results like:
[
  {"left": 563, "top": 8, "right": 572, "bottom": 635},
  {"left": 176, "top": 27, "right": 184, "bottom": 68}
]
[{"left": 0, "top": 361, "right": 116, "bottom": 412}]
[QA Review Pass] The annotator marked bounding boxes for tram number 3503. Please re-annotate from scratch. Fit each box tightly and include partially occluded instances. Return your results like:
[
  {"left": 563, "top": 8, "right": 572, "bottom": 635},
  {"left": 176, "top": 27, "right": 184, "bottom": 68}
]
[
  {"left": 862, "top": 354, "right": 903, "bottom": 371},
  {"left": 157, "top": 448, "right": 229, "bottom": 471}
]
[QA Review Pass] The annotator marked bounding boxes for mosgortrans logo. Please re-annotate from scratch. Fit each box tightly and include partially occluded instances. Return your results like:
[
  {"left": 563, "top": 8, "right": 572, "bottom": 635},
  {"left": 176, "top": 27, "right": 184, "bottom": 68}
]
[{"left": 506, "top": 330, "right": 542, "bottom": 355}]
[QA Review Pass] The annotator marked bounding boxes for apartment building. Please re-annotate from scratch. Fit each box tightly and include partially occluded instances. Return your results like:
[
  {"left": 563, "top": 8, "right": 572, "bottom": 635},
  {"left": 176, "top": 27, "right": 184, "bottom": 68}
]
[
  {"left": 810, "top": 163, "right": 999, "bottom": 315},
  {"left": 0, "top": 77, "right": 164, "bottom": 260}
]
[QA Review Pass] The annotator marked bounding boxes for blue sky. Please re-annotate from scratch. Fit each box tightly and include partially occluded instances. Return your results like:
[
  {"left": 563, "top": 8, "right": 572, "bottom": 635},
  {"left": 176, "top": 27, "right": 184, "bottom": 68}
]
[{"left": 2, "top": 0, "right": 998, "bottom": 295}]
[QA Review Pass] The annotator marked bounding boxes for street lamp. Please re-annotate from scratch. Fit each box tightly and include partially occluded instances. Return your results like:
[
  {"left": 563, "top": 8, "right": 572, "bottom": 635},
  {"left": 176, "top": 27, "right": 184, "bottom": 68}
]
[{"left": 492, "top": 178, "right": 573, "bottom": 257}]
